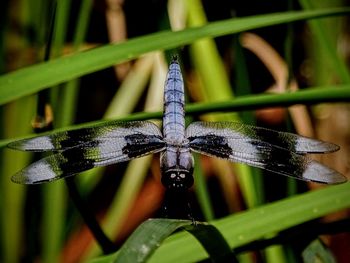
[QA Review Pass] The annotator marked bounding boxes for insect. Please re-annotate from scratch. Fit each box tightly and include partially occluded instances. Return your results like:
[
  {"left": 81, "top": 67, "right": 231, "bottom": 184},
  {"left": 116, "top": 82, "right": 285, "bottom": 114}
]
[{"left": 8, "top": 57, "right": 346, "bottom": 188}]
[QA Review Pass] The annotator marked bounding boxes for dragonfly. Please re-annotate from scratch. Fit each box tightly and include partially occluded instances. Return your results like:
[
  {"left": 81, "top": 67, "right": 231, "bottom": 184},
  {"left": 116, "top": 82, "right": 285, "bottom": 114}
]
[{"left": 8, "top": 56, "right": 347, "bottom": 188}]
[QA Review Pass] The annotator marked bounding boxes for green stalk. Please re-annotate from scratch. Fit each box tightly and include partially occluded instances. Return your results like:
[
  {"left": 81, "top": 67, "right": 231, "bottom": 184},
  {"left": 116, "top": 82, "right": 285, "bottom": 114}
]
[
  {"left": 265, "top": 245, "right": 288, "bottom": 263},
  {"left": 41, "top": 181, "right": 66, "bottom": 263},
  {"left": 43, "top": 1, "right": 93, "bottom": 262},
  {"left": 193, "top": 154, "right": 215, "bottom": 221},
  {"left": 42, "top": 1, "right": 71, "bottom": 262},
  {"left": 0, "top": 97, "right": 35, "bottom": 263},
  {"left": 233, "top": 36, "right": 265, "bottom": 205},
  {"left": 1, "top": 84, "right": 349, "bottom": 150},
  {"left": 186, "top": 85, "right": 350, "bottom": 114},
  {"left": 55, "top": 0, "right": 93, "bottom": 127},
  {"left": 72, "top": 0, "right": 93, "bottom": 51}
]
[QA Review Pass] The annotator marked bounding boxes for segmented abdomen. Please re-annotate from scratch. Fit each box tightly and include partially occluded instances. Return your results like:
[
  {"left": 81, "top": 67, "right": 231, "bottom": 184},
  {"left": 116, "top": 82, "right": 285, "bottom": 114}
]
[{"left": 163, "top": 59, "right": 185, "bottom": 143}]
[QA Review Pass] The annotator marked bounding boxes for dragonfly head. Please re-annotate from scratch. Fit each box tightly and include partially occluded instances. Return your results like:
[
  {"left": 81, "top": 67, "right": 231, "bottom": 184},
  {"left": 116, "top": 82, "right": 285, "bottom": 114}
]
[{"left": 161, "top": 168, "right": 194, "bottom": 189}]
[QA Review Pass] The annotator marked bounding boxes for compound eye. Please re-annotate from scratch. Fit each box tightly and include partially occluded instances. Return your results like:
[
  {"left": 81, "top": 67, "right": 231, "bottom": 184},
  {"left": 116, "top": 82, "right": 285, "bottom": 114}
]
[
  {"left": 179, "top": 173, "right": 185, "bottom": 179},
  {"left": 170, "top": 173, "right": 176, "bottom": 179}
]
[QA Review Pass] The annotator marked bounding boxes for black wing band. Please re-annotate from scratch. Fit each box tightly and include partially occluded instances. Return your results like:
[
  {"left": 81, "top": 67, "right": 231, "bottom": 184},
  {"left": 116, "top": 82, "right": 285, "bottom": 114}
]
[
  {"left": 8, "top": 121, "right": 163, "bottom": 152},
  {"left": 187, "top": 122, "right": 346, "bottom": 184},
  {"left": 186, "top": 121, "right": 339, "bottom": 154},
  {"left": 10, "top": 121, "right": 165, "bottom": 184}
]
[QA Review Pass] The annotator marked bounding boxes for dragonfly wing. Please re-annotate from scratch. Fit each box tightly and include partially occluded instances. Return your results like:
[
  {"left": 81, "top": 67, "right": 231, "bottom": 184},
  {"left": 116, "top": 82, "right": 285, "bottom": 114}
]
[
  {"left": 186, "top": 121, "right": 339, "bottom": 154},
  {"left": 11, "top": 122, "right": 166, "bottom": 184},
  {"left": 187, "top": 122, "right": 346, "bottom": 184},
  {"left": 12, "top": 148, "right": 97, "bottom": 184},
  {"left": 8, "top": 121, "right": 162, "bottom": 152}
]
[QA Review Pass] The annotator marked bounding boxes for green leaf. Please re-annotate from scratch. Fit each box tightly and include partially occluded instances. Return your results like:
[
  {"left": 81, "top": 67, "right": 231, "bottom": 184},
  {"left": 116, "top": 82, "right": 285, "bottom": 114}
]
[
  {"left": 90, "top": 219, "right": 234, "bottom": 263},
  {"left": 147, "top": 183, "right": 350, "bottom": 262},
  {"left": 0, "top": 97, "right": 36, "bottom": 263},
  {"left": 2, "top": 84, "right": 349, "bottom": 148},
  {"left": 115, "top": 219, "right": 193, "bottom": 263},
  {"left": 184, "top": 223, "right": 237, "bottom": 263},
  {"left": 0, "top": 8, "right": 349, "bottom": 105},
  {"left": 187, "top": 84, "right": 350, "bottom": 114}
]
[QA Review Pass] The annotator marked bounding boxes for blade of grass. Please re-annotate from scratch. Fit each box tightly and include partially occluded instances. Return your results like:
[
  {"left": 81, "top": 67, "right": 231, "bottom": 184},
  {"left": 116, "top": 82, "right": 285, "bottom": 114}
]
[
  {"left": 265, "top": 245, "right": 288, "bottom": 263},
  {"left": 184, "top": 223, "right": 237, "bottom": 263},
  {"left": 233, "top": 36, "right": 265, "bottom": 205},
  {"left": 104, "top": 54, "right": 155, "bottom": 117},
  {"left": 147, "top": 182, "right": 350, "bottom": 262},
  {"left": 55, "top": 0, "right": 93, "bottom": 127},
  {"left": 1, "top": 97, "right": 36, "bottom": 263},
  {"left": 1, "top": 84, "right": 350, "bottom": 148},
  {"left": 42, "top": 181, "right": 66, "bottom": 263},
  {"left": 90, "top": 219, "right": 236, "bottom": 263},
  {"left": 41, "top": 1, "right": 71, "bottom": 262},
  {"left": 72, "top": 0, "right": 93, "bottom": 51},
  {"left": 186, "top": 84, "right": 350, "bottom": 114},
  {"left": 89, "top": 219, "right": 195, "bottom": 263},
  {"left": 1, "top": 8, "right": 350, "bottom": 105},
  {"left": 114, "top": 219, "right": 195, "bottom": 263}
]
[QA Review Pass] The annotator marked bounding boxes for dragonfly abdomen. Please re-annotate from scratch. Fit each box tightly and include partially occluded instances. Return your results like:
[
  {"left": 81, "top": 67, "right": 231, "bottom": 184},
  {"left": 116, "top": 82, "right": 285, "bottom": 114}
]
[{"left": 163, "top": 59, "right": 185, "bottom": 143}]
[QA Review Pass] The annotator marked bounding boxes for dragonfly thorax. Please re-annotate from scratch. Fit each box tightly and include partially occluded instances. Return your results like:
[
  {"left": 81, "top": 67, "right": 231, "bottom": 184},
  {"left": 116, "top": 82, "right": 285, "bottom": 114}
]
[{"left": 160, "top": 146, "right": 194, "bottom": 189}]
